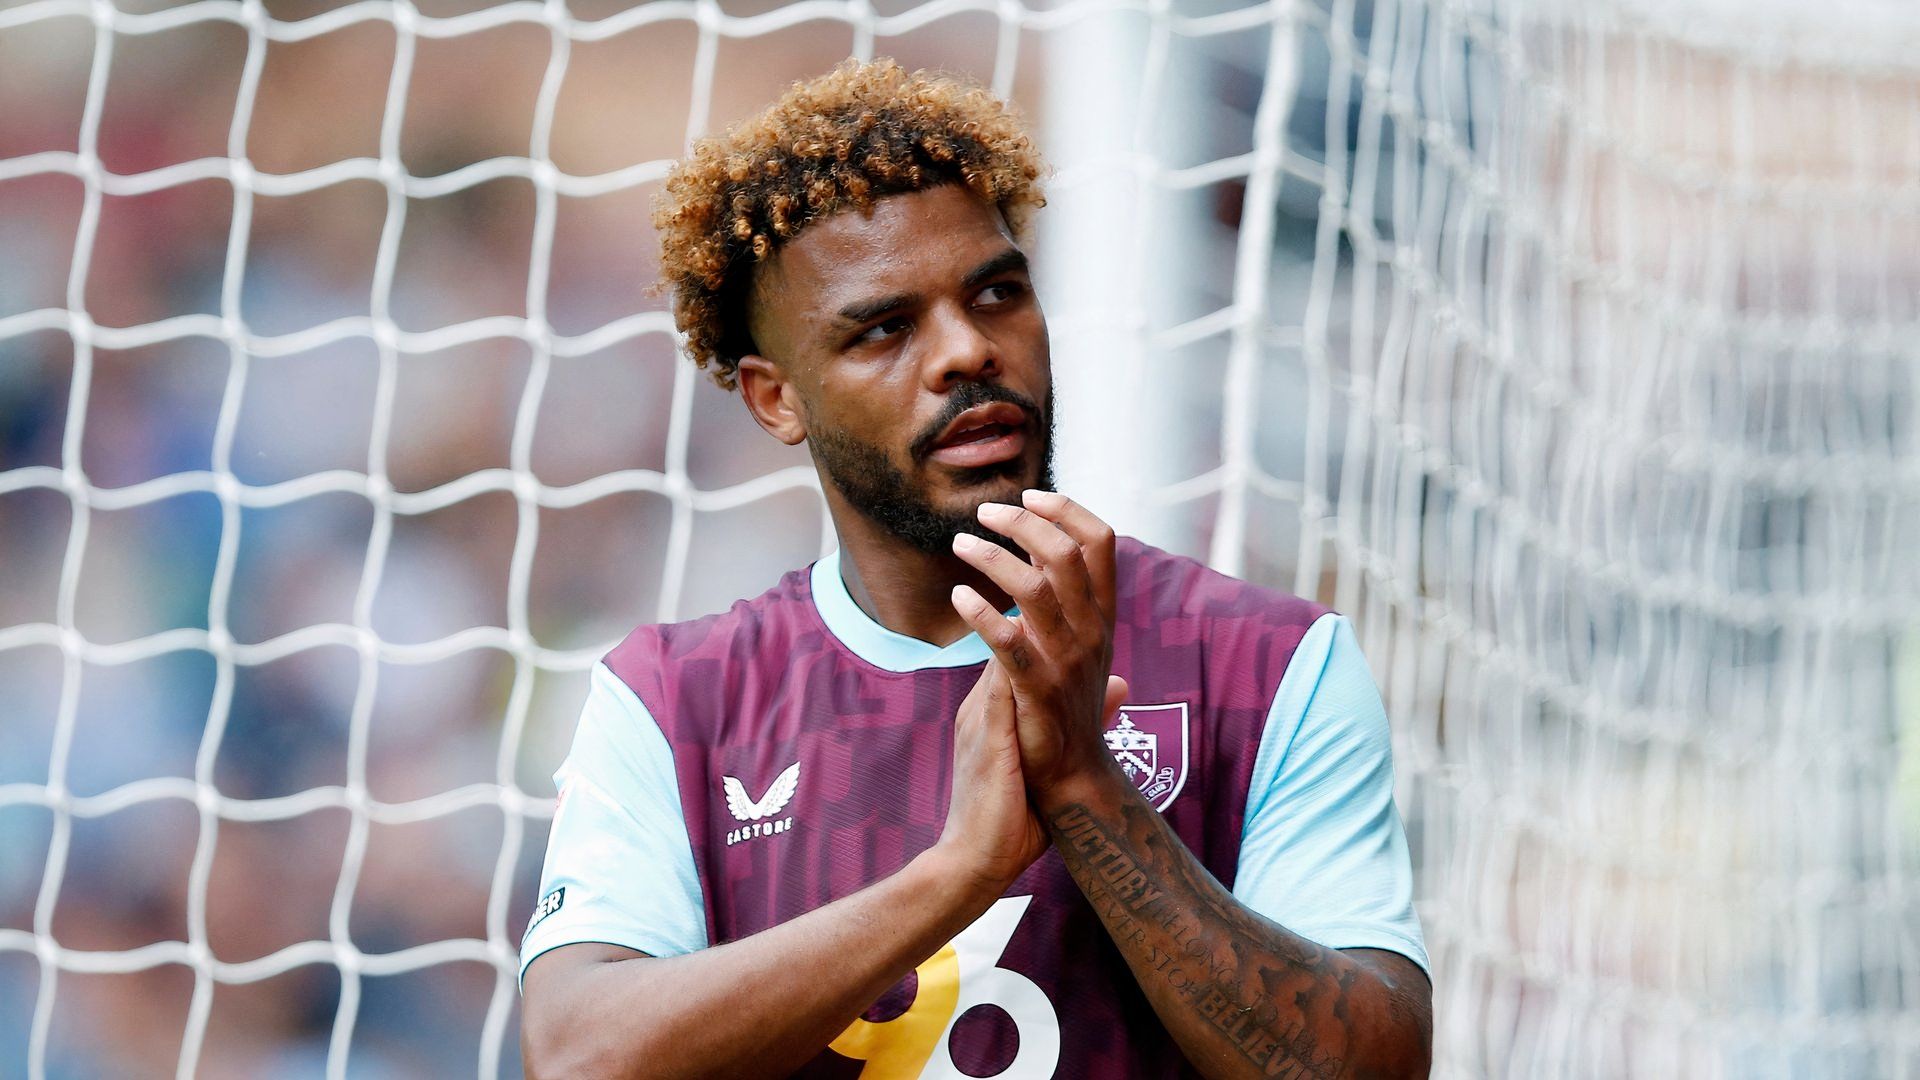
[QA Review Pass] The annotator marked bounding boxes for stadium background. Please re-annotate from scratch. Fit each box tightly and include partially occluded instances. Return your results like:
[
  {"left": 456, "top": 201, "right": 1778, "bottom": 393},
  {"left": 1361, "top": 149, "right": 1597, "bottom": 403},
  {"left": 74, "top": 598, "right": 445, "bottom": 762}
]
[{"left": 2, "top": 0, "right": 1917, "bottom": 1075}]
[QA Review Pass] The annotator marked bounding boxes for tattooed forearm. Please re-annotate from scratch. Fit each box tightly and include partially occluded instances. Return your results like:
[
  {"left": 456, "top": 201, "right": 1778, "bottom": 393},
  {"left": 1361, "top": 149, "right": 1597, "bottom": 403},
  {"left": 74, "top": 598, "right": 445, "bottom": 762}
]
[{"left": 1050, "top": 798, "right": 1429, "bottom": 1080}]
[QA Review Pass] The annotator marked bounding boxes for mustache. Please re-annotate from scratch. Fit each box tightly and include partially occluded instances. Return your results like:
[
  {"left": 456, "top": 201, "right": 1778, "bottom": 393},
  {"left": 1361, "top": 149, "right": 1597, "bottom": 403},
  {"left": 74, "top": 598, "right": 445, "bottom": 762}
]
[{"left": 908, "top": 382, "right": 1046, "bottom": 463}]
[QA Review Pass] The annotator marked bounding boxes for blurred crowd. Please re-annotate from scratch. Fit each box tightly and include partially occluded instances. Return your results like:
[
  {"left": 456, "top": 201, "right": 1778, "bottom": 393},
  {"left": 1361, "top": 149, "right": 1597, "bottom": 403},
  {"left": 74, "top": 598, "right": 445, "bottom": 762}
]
[{"left": 0, "top": 4, "right": 994, "bottom": 1075}]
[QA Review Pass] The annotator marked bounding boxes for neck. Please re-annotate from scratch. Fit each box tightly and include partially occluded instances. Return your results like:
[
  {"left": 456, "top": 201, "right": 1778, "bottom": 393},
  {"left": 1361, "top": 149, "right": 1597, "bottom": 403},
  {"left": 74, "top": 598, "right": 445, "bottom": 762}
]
[{"left": 825, "top": 493, "right": 1014, "bottom": 649}]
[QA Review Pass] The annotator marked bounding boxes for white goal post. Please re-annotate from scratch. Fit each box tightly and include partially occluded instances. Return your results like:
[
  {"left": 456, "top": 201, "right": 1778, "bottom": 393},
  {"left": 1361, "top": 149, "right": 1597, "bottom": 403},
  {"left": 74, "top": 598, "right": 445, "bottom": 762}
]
[{"left": 0, "top": 0, "right": 1916, "bottom": 1076}]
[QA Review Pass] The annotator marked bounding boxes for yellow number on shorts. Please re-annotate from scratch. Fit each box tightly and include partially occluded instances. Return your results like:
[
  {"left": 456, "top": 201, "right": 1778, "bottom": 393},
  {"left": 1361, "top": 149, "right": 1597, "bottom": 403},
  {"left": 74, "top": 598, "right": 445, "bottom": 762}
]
[{"left": 829, "top": 895, "right": 1060, "bottom": 1080}]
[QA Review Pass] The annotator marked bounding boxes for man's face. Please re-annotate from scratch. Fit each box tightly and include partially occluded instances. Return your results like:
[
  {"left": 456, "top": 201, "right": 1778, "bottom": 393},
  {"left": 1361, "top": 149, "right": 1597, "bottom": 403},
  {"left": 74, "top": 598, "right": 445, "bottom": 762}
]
[{"left": 742, "top": 184, "right": 1053, "bottom": 553}]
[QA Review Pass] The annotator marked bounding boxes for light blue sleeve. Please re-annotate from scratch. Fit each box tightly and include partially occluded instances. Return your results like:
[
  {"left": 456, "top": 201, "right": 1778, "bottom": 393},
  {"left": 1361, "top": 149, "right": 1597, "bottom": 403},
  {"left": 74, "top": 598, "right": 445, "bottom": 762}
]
[
  {"left": 518, "top": 662, "right": 708, "bottom": 986},
  {"left": 1231, "top": 613, "right": 1429, "bottom": 975}
]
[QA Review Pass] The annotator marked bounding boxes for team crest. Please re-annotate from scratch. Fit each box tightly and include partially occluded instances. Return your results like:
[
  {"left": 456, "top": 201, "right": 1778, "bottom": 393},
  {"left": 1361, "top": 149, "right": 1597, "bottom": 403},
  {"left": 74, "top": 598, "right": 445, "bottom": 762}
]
[{"left": 1103, "top": 702, "right": 1189, "bottom": 811}]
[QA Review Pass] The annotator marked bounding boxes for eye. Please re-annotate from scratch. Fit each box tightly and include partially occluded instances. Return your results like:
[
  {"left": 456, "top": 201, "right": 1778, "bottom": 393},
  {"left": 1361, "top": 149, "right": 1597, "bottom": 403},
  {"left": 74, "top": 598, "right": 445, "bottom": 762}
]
[
  {"left": 855, "top": 316, "right": 911, "bottom": 345},
  {"left": 975, "top": 281, "right": 1025, "bottom": 306}
]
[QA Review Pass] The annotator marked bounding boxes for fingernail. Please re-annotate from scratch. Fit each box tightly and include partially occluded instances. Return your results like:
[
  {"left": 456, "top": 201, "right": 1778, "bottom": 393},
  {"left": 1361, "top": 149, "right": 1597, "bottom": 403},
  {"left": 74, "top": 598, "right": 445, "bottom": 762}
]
[
  {"left": 977, "top": 502, "right": 1011, "bottom": 520},
  {"left": 953, "top": 533, "right": 980, "bottom": 552},
  {"left": 1022, "top": 489, "right": 1059, "bottom": 506}
]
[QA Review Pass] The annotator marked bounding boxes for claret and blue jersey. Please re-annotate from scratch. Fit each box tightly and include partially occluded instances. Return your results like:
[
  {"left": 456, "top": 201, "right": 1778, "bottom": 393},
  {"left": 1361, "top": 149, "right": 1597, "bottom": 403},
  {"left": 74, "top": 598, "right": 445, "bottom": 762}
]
[{"left": 522, "top": 537, "right": 1427, "bottom": 1078}]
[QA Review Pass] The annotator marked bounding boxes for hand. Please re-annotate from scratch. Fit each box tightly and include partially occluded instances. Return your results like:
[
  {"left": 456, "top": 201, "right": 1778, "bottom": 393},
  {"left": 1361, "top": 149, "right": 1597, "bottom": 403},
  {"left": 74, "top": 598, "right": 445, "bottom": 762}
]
[
  {"left": 949, "top": 490, "right": 1130, "bottom": 797},
  {"left": 933, "top": 659, "right": 1048, "bottom": 896}
]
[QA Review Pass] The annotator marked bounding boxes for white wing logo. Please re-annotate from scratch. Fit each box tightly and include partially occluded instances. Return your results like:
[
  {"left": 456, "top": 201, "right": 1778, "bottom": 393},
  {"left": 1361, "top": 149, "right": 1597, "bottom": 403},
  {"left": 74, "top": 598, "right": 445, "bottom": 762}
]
[{"left": 722, "top": 762, "right": 801, "bottom": 822}]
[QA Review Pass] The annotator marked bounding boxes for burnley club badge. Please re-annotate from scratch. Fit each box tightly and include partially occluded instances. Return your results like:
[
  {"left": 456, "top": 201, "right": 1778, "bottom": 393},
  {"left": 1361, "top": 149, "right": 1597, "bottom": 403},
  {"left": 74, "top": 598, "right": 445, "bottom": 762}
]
[{"left": 1103, "top": 702, "right": 1190, "bottom": 811}]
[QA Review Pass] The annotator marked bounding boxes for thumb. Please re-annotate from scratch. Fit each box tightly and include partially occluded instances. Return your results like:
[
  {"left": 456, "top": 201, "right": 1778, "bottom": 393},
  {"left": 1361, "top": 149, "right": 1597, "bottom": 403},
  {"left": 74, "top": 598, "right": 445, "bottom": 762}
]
[
  {"left": 955, "top": 659, "right": 1000, "bottom": 741},
  {"left": 985, "top": 660, "right": 1015, "bottom": 718},
  {"left": 1101, "top": 674, "right": 1129, "bottom": 721}
]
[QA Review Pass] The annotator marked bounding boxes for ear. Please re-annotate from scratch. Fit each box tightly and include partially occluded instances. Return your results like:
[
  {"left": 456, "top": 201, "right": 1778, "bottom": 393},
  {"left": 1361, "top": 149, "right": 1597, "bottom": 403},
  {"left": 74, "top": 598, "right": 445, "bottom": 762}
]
[{"left": 736, "top": 355, "right": 808, "bottom": 446}]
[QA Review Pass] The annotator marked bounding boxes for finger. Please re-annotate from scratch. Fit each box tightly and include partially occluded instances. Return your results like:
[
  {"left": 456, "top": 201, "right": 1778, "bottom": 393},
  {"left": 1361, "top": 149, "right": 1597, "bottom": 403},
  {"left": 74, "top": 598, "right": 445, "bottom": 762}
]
[
  {"left": 1018, "top": 490, "right": 1117, "bottom": 623},
  {"left": 951, "top": 531, "right": 1067, "bottom": 638},
  {"left": 972, "top": 502, "right": 1092, "bottom": 636},
  {"left": 975, "top": 501, "right": 1082, "bottom": 575},
  {"left": 1102, "top": 674, "right": 1129, "bottom": 722},
  {"left": 951, "top": 583, "right": 1037, "bottom": 673}
]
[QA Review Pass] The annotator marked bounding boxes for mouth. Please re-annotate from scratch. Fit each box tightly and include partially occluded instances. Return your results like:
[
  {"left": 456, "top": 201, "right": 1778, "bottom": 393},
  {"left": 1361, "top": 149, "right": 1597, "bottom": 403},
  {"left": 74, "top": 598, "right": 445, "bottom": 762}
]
[
  {"left": 926, "top": 402, "right": 1031, "bottom": 469},
  {"left": 929, "top": 425, "right": 1027, "bottom": 469}
]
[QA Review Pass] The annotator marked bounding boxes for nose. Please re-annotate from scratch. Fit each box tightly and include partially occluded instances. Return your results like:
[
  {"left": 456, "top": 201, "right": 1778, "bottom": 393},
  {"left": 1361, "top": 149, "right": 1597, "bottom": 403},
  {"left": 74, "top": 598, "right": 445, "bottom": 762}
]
[{"left": 919, "top": 302, "right": 998, "bottom": 391}]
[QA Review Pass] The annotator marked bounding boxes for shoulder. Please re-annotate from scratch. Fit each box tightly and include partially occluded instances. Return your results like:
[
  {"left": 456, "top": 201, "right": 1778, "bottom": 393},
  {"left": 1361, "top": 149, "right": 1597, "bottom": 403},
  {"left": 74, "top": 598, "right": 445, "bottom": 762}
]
[
  {"left": 601, "top": 562, "right": 819, "bottom": 710},
  {"left": 1116, "top": 537, "right": 1333, "bottom": 708},
  {"left": 1117, "top": 537, "right": 1327, "bottom": 636}
]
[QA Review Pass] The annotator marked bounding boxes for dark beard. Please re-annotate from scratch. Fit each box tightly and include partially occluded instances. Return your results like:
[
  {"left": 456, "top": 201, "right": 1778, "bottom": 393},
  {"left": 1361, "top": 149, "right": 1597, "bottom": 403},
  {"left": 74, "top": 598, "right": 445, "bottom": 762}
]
[{"left": 809, "top": 383, "right": 1054, "bottom": 556}]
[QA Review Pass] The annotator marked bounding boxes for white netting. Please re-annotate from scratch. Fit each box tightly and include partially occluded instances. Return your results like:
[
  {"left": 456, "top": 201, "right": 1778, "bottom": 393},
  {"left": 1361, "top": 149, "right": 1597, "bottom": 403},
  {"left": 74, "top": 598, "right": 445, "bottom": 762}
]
[{"left": 0, "top": 0, "right": 1916, "bottom": 1076}]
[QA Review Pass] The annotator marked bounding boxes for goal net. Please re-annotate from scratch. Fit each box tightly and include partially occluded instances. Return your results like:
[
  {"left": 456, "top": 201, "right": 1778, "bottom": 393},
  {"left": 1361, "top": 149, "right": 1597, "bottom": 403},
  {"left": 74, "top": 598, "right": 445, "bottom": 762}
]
[{"left": 0, "top": 0, "right": 1915, "bottom": 1076}]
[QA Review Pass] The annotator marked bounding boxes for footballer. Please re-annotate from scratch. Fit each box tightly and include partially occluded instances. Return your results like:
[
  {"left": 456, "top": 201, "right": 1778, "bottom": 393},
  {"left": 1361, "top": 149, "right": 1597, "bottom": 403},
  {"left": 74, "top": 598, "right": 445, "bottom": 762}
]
[{"left": 519, "top": 59, "right": 1432, "bottom": 1079}]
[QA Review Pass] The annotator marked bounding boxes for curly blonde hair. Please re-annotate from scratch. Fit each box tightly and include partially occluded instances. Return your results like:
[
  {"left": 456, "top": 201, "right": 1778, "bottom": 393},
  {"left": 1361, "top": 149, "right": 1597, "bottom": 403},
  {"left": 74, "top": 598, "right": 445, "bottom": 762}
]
[{"left": 653, "top": 58, "right": 1048, "bottom": 389}]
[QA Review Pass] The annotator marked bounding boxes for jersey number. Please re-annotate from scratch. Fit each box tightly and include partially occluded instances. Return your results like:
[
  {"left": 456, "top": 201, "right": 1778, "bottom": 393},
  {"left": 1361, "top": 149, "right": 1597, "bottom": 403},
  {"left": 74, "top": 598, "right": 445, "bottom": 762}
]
[{"left": 828, "top": 895, "right": 1059, "bottom": 1079}]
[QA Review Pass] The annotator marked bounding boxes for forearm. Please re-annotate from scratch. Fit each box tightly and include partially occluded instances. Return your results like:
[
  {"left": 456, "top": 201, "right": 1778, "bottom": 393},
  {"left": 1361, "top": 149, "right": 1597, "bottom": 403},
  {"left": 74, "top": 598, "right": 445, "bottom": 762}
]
[
  {"left": 1040, "top": 769, "right": 1430, "bottom": 1080},
  {"left": 522, "top": 846, "right": 999, "bottom": 1080}
]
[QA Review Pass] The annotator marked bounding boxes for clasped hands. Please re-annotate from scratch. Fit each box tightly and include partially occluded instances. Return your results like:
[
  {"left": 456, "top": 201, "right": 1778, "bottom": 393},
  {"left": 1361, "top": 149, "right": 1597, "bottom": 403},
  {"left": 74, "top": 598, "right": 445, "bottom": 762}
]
[{"left": 940, "top": 490, "right": 1121, "bottom": 841}]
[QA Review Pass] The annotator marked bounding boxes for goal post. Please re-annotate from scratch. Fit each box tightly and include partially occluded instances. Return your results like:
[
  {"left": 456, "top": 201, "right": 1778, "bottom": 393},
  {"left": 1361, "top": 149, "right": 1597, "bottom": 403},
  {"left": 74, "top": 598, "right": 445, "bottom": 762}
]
[{"left": 0, "top": 0, "right": 1916, "bottom": 1076}]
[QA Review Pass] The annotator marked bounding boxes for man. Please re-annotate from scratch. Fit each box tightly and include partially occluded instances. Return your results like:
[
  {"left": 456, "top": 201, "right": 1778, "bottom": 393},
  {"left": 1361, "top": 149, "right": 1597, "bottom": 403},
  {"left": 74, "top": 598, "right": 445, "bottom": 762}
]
[{"left": 520, "top": 59, "right": 1431, "bottom": 1078}]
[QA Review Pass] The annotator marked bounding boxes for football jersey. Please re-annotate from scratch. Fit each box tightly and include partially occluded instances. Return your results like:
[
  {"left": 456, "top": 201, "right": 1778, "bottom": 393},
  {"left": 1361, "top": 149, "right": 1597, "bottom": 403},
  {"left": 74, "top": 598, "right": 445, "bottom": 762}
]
[{"left": 522, "top": 538, "right": 1426, "bottom": 1079}]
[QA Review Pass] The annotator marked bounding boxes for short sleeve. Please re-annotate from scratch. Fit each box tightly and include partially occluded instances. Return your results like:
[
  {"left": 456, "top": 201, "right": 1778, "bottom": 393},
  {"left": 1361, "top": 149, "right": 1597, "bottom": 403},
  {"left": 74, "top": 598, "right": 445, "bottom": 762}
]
[
  {"left": 1231, "top": 613, "right": 1428, "bottom": 975},
  {"left": 519, "top": 662, "right": 708, "bottom": 985}
]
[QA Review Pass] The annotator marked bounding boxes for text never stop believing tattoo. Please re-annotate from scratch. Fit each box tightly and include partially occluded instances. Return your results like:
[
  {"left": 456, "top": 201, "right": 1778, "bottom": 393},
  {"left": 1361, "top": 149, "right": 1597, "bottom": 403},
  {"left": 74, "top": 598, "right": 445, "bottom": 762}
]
[{"left": 1049, "top": 801, "right": 1352, "bottom": 1080}]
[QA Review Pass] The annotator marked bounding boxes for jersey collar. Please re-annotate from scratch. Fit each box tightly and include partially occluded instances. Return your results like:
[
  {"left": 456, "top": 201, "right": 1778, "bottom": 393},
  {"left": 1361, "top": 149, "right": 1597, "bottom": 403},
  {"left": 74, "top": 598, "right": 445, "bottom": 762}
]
[{"left": 810, "top": 549, "right": 1000, "bottom": 672}]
